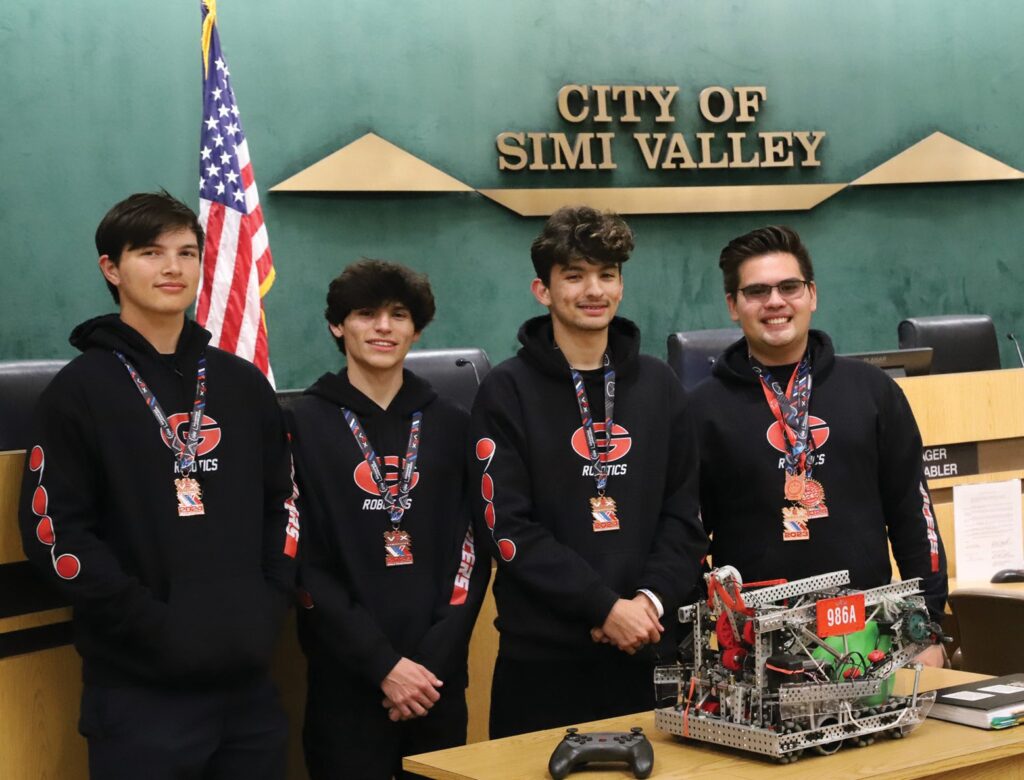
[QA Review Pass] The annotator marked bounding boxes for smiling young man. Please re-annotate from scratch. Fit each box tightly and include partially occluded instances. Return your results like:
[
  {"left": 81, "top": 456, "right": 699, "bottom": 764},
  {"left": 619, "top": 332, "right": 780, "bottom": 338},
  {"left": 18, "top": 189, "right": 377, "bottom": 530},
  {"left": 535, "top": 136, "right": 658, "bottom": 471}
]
[
  {"left": 18, "top": 192, "right": 299, "bottom": 779},
  {"left": 285, "top": 260, "right": 489, "bottom": 779},
  {"left": 470, "top": 206, "right": 707, "bottom": 738},
  {"left": 689, "top": 225, "right": 948, "bottom": 663}
]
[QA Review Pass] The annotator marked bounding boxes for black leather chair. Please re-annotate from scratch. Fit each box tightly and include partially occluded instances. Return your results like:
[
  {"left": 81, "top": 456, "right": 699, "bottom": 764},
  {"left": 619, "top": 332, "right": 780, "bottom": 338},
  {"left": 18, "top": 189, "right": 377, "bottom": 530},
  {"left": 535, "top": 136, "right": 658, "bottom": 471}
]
[
  {"left": 948, "top": 590, "right": 1024, "bottom": 675},
  {"left": 666, "top": 329, "right": 742, "bottom": 391},
  {"left": 405, "top": 348, "right": 492, "bottom": 411},
  {"left": 897, "top": 315, "right": 1001, "bottom": 375},
  {"left": 0, "top": 360, "right": 68, "bottom": 452}
]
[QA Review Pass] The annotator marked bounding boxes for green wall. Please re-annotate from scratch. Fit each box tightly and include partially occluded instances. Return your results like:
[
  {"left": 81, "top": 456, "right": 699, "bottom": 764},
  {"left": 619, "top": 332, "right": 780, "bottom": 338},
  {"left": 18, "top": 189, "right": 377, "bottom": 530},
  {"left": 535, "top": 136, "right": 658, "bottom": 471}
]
[{"left": 3, "top": 0, "right": 1022, "bottom": 388}]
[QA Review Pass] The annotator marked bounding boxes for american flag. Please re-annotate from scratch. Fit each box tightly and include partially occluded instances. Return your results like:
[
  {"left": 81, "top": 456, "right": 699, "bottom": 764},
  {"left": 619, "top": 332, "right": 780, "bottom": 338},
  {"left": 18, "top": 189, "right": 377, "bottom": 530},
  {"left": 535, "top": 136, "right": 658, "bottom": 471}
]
[{"left": 195, "top": 0, "right": 276, "bottom": 384}]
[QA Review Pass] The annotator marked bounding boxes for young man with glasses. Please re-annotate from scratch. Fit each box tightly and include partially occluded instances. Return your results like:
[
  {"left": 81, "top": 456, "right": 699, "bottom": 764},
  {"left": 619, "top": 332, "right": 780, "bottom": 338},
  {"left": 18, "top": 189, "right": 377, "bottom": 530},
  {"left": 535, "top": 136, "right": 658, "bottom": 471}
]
[
  {"left": 689, "top": 225, "right": 947, "bottom": 664},
  {"left": 470, "top": 206, "right": 707, "bottom": 738},
  {"left": 285, "top": 260, "right": 489, "bottom": 779}
]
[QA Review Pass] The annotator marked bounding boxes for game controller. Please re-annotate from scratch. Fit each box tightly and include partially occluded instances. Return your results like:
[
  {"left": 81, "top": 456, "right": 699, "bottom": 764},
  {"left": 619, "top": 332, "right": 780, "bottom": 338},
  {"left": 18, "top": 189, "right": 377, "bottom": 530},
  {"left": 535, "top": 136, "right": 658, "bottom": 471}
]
[{"left": 548, "top": 726, "right": 654, "bottom": 779}]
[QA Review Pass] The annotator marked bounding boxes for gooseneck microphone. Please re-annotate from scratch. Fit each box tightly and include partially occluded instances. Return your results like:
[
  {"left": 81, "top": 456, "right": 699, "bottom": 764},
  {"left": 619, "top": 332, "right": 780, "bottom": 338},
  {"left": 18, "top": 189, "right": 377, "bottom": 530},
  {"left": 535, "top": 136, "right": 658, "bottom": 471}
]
[
  {"left": 455, "top": 357, "right": 482, "bottom": 386},
  {"left": 1007, "top": 333, "right": 1024, "bottom": 368}
]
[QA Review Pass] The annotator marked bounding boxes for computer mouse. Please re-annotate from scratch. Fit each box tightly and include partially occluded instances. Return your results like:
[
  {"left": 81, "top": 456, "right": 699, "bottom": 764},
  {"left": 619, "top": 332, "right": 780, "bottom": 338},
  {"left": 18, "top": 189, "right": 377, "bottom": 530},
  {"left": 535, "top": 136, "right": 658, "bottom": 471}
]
[{"left": 990, "top": 568, "right": 1024, "bottom": 583}]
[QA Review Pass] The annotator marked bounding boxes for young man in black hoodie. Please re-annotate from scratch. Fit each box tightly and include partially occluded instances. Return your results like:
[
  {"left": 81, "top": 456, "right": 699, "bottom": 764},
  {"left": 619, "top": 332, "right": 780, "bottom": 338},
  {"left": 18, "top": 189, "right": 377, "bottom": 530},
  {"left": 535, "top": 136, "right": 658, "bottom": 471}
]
[
  {"left": 689, "top": 225, "right": 947, "bottom": 665},
  {"left": 18, "top": 192, "right": 299, "bottom": 779},
  {"left": 285, "top": 260, "right": 489, "bottom": 779},
  {"left": 471, "top": 206, "right": 707, "bottom": 738}
]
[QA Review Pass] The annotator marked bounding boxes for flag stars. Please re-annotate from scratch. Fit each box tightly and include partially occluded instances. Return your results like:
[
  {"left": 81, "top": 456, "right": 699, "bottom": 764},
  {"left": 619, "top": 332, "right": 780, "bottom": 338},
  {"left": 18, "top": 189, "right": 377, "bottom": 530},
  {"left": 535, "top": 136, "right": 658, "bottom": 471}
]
[
  {"left": 215, "top": 182, "right": 226, "bottom": 196},
  {"left": 230, "top": 105, "right": 239, "bottom": 117},
  {"left": 218, "top": 104, "right": 230, "bottom": 118},
  {"left": 205, "top": 163, "right": 221, "bottom": 178},
  {"left": 219, "top": 151, "right": 232, "bottom": 165},
  {"left": 200, "top": 146, "right": 212, "bottom": 161},
  {"left": 232, "top": 190, "right": 245, "bottom": 204},
  {"left": 213, "top": 134, "right": 224, "bottom": 147},
  {"left": 204, "top": 116, "right": 218, "bottom": 131},
  {"left": 224, "top": 122, "right": 240, "bottom": 136},
  {"left": 225, "top": 170, "right": 239, "bottom": 185},
  {"left": 211, "top": 87, "right": 223, "bottom": 101}
]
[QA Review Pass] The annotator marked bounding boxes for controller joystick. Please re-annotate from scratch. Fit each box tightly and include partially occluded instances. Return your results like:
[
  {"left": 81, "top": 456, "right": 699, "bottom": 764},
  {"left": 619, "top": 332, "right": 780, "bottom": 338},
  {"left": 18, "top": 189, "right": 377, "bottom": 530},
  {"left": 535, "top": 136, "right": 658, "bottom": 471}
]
[{"left": 548, "top": 726, "right": 654, "bottom": 779}]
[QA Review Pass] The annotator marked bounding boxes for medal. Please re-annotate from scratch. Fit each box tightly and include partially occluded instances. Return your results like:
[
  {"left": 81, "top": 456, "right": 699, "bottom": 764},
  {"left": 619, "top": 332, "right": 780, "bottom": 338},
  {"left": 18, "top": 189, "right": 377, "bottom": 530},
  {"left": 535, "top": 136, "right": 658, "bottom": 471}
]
[
  {"left": 590, "top": 495, "right": 621, "bottom": 532},
  {"left": 343, "top": 408, "right": 423, "bottom": 568},
  {"left": 800, "top": 477, "right": 829, "bottom": 519},
  {"left": 115, "top": 350, "right": 208, "bottom": 517},
  {"left": 754, "top": 356, "right": 828, "bottom": 540},
  {"left": 784, "top": 473, "right": 805, "bottom": 502},
  {"left": 571, "top": 356, "right": 621, "bottom": 533},
  {"left": 174, "top": 476, "right": 205, "bottom": 516},
  {"left": 782, "top": 505, "right": 810, "bottom": 541},
  {"left": 383, "top": 528, "right": 414, "bottom": 566}
]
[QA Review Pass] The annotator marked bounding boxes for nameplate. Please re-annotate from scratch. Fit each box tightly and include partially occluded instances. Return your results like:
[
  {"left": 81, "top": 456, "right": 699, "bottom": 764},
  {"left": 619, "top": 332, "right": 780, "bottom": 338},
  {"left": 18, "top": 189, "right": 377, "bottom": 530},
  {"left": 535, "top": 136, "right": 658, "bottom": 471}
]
[{"left": 922, "top": 442, "right": 979, "bottom": 480}]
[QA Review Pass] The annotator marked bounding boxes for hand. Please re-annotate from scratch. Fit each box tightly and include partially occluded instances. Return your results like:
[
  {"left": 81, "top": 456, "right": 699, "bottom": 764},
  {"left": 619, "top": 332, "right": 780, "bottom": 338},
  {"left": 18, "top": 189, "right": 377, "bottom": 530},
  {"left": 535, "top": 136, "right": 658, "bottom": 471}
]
[
  {"left": 599, "top": 597, "right": 663, "bottom": 654},
  {"left": 590, "top": 627, "right": 610, "bottom": 644},
  {"left": 914, "top": 644, "right": 947, "bottom": 668},
  {"left": 380, "top": 658, "right": 443, "bottom": 721}
]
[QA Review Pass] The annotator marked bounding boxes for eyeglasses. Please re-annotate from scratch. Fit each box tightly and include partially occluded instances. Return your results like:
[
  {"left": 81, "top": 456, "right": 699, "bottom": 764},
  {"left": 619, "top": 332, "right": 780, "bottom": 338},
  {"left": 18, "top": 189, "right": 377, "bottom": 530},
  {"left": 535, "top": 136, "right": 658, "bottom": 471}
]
[{"left": 737, "top": 278, "right": 811, "bottom": 302}]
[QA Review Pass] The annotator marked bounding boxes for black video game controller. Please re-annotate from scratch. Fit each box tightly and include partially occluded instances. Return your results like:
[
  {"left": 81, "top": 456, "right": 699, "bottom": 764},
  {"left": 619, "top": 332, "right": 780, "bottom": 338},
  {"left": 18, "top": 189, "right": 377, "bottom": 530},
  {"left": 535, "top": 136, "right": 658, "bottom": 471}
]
[{"left": 548, "top": 726, "right": 654, "bottom": 779}]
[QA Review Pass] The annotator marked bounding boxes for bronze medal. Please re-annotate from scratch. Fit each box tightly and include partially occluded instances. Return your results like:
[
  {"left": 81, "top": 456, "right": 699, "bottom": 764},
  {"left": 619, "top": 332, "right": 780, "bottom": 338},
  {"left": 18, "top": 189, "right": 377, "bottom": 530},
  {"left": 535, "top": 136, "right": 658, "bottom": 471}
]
[
  {"left": 590, "top": 495, "right": 621, "bottom": 532},
  {"left": 800, "top": 477, "right": 829, "bottom": 519},
  {"left": 781, "top": 505, "right": 810, "bottom": 541},
  {"left": 174, "top": 477, "right": 205, "bottom": 517},
  {"left": 383, "top": 528, "right": 414, "bottom": 567},
  {"left": 783, "top": 473, "right": 806, "bottom": 502}
]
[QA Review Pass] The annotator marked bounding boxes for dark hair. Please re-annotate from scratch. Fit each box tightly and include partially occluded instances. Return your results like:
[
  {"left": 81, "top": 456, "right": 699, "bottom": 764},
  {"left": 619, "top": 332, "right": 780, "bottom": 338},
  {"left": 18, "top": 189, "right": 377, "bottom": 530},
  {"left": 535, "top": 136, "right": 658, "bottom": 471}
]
[
  {"left": 94, "top": 191, "right": 204, "bottom": 303},
  {"left": 718, "top": 225, "right": 814, "bottom": 296},
  {"left": 530, "top": 206, "right": 634, "bottom": 285},
  {"left": 324, "top": 259, "right": 436, "bottom": 354}
]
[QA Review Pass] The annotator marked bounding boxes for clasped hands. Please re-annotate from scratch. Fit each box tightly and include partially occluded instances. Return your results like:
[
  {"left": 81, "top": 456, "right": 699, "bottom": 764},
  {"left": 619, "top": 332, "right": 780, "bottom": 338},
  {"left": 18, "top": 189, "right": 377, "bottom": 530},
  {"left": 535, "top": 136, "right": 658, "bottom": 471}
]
[
  {"left": 380, "top": 656, "right": 443, "bottom": 722},
  {"left": 590, "top": 593, "right": 663, "bottom": 654}
]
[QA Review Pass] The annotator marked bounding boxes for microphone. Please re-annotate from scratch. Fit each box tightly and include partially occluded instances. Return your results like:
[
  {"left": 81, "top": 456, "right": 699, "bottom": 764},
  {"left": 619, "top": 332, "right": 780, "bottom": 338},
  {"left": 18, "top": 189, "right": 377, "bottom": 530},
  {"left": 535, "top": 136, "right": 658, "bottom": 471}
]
[
  {"left": 455, "top": 357, "right": 482, "bottom": 386},
  {"left": 1007, "top": 333, "right": 1024, "bottom": 368}
]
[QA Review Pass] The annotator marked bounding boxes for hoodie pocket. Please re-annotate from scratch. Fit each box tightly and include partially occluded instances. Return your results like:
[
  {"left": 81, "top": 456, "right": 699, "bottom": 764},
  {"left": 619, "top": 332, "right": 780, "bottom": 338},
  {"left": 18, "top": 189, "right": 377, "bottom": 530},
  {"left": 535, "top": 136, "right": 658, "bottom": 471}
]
[{"left": 160, "top": 574, "right": 285, "bottom": 681}]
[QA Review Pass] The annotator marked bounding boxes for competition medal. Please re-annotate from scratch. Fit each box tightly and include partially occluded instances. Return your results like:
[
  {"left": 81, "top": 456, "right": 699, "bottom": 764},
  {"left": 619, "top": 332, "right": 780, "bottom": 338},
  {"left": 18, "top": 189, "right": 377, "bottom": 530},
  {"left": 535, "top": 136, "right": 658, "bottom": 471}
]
[
  {"left": 342, "top": 408, "right": 422, "bottom": 567},
  {"left": 752, "top": 356, "right": 826, "bottom": 541},
  {"left": 174, "top": 477, "right": 205, "bottom": 516},
  {"left": 115, "top": 350, "right": 208, "bottom": 517},
  {"left": 570, "top": 356, "right": 620, "bottom": 532},
  {"left": 590, "top": 495, "right": 620, "bottom": 532},
  {"left": 383, "top": 528, "right": 414, "bottom": 567}
]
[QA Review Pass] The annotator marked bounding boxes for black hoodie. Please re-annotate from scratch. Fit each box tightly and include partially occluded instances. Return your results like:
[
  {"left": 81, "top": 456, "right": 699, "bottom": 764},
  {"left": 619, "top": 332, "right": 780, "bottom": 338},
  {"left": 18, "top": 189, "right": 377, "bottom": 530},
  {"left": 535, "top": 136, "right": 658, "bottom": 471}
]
[
  {"left": 285, "top": 369, "right": 489, "bottom": 690},
  {"left": 18, "top": 315, "right": 298, "bottom": 687},
  {"left": 689, "top": 330, "right": 948, "bottom": 619},
  {"left": 469, "top": 315, "right": 707, "bottom": 662}
]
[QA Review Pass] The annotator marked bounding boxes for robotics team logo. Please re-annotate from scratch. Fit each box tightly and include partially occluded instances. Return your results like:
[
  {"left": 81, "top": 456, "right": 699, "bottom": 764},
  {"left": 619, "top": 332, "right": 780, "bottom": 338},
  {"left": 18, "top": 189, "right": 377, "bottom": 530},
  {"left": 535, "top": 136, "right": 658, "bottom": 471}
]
[
  {"left": 164, "top": 413, "right": 222, "bottom": 456},
  {"left": 354, "top": 456, "right": 421, "bottom": 509},
  {"left": 766, "top": 416, "right": 830, "bottom": 453},
  {"left": 570, "top": 422, "right": 632, "bottom": 462}
]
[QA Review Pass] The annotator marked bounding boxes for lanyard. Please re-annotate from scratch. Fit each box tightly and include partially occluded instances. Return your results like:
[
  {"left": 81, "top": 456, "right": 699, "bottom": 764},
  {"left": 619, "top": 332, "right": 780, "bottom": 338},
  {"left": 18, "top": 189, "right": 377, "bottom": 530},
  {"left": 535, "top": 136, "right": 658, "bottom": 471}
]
[
  {"left": 752, "top": 356, "right": 815, "bottom": 476},
  {"left": 570, "top": 354, "right": 615, "bottom": 494},
  {"left": 342, "top": 408, "right": 422, "bottom": 528},
  {"left": 115, "top": 351, "right": 207, "bottom": 476}
]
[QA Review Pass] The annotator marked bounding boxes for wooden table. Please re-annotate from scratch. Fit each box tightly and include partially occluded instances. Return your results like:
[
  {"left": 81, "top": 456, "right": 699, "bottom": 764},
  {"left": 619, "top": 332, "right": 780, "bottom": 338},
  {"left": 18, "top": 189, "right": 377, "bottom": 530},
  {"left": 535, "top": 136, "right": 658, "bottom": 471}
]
[{"left": 404, "top": 668, "right": 1024, "bottom": 780}]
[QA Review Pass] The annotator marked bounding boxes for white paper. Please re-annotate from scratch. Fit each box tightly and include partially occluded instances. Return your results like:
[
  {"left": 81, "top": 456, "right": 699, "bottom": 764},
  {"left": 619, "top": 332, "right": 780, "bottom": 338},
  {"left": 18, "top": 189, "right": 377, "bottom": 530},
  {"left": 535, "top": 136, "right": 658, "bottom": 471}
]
[
  {"left": 942, "top": 690, "right": 992, "bottom": 701},
  {"left": 953, "top": 479, "right": 1024, "bottom": 582},
  {"left": 979, "top": 684, "right": 1024, "bottom": 694}
]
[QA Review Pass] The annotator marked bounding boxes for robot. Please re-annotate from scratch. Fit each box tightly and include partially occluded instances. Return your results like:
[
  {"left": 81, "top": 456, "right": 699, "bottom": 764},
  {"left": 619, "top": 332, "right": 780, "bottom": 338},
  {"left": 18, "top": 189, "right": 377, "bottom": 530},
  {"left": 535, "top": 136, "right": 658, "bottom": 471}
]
[{"left": 654, "top": 567, "right": 944, "bottom": 762}]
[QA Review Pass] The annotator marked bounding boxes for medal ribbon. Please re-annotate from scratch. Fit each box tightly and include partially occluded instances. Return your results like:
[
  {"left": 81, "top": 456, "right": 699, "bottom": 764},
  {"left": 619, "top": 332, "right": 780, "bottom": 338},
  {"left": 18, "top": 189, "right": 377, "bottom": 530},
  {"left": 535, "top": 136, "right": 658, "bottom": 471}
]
[
  {"left": 570, "top": 354, "right": 615, "bottom": 494},
  {"left": 114, "top": 351, "right": 208, "bottom": 476},
  {"left": 342, "top": 408, "right": 422, "bottom": 528},
  {"left": 751, "top": 356, "right": 815, "bottom": 477}
]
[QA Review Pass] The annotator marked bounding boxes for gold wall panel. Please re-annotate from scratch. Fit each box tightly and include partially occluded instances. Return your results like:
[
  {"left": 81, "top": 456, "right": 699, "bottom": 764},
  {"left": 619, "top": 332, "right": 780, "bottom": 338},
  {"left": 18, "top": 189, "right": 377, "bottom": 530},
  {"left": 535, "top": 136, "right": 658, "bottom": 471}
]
[
  {"left": 853, "top": 131, "right": 1024, "bottom": 186},
  {"left": 271, "top": 132, "right": 473, "bottom": 192}
]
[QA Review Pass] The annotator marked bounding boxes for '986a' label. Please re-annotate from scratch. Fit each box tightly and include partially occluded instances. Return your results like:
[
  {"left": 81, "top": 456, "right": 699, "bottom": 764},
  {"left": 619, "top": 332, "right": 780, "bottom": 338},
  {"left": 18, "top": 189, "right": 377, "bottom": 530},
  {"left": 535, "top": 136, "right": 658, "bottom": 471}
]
[{"left": 816, "top": 593, "right": 866, "bottom": 637}]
